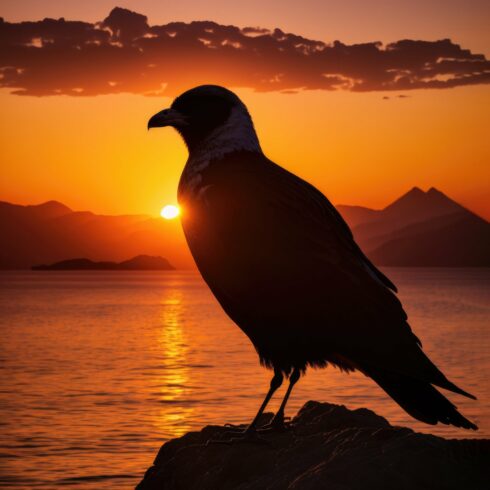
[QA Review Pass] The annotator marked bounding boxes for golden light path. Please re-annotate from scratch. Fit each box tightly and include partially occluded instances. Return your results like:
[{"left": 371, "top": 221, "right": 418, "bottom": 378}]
[
  {"left": 161, "top": 204, "right": 180, "bottom": 220},
  {"left": 156, "top": 287, "right": 193, "bottom": 438}
]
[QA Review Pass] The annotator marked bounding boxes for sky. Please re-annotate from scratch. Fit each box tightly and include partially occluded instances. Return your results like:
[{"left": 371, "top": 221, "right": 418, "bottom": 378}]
[{"left": 1, "top": 0, "right": 489, "bottom": 218}]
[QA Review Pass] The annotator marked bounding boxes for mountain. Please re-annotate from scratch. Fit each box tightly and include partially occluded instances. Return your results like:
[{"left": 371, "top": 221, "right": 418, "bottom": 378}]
[
  {"left": 339, "top": 187, "right": 469, "bottom": 245},
  {"left": 334, "top": 205, "right": 378, "bottom": 228},
  {"left": 368, "top": 213, "right": 490, "bottom": 266},
  {"left": 337, "top": 187, "right": 490, "bottom": 266},
  {"left": 1, "top": 188, "right": 488, "bottom": 269},
  {"left": 0, "top": 200, "right": 192, "bottom": 269},
  {"left": 32, "top": 255, "right": 174, "bottom": 271}
]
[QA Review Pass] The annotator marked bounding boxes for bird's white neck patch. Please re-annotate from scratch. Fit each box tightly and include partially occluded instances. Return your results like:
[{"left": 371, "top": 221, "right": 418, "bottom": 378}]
[{"left": 181, "top": 104, "right": 261, "bottom": 191}]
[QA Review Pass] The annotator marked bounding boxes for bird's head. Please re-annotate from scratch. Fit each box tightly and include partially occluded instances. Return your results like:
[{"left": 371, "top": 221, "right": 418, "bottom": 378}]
[{"left": 147, "top": 85, "right": 260, "bottom": 155}]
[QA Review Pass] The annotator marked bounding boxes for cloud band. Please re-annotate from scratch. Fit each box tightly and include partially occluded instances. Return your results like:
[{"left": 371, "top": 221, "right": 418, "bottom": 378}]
[{"left": 1, "top": 7, "right": 488, "bottom": 96}]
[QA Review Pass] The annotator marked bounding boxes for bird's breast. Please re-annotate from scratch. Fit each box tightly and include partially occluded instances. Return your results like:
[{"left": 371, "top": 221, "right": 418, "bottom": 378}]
[
  {"left": 178, "top": 162, "right": 202, "bottom": 200},
  {"left": 178, "top": 165, "right": 213, "bottom": 251}
]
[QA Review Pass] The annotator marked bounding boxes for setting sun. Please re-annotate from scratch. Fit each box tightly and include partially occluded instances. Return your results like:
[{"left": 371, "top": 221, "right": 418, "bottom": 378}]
[{"left": 160, "top": 204, "right": 180, "bottom": 220}]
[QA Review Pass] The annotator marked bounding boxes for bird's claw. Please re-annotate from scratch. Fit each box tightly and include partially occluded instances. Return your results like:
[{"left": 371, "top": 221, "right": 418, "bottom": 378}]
[
  {"left": 258, "top": 413, "right": 293, "bottom": 433},
  {"left": 206, "top": 427, "right": 272, "bottom": 446},
  {"left": 223, "top": 423, "right": 247, "bottom": 432}
]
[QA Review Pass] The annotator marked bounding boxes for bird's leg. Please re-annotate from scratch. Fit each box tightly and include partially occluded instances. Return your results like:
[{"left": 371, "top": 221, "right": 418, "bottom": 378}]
[
  {"left": 244, "top": 368, "right": 284, "bottom": 433},
  {"left": 261, "top": 367, "right": 300, "bottom": 431},
  {"left": 208, "top": 369, "right": 283, "bottom": 444}
]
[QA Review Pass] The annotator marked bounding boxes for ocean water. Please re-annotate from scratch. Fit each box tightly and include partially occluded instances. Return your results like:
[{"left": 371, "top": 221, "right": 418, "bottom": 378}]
[{"left": 0, "top": 269, "right": 488, "bottom": 489}]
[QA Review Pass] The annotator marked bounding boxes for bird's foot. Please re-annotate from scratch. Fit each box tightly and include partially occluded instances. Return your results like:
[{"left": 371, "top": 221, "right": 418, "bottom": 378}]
[
  {"left": 206, "top": 426, "right": 271, "bottom": 446},
  {"left": 223, "top": 422, "right": 247, "bottom": 432},
  {"left": 258, "top": 412, "right": 292, "bottom": 433},
  {"left": 223, "top": 412, "right": 273, "bottom": 432}
]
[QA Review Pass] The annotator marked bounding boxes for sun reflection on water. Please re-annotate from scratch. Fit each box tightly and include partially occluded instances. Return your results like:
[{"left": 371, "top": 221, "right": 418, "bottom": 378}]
[{"left": 155, "top": 290, "right": 194, "bottom": 437}]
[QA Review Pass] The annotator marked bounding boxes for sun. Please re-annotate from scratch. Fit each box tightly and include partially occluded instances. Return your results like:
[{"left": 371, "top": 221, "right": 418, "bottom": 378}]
[{"left": 160, "top": 204, "right": 180, "bottom": 220}]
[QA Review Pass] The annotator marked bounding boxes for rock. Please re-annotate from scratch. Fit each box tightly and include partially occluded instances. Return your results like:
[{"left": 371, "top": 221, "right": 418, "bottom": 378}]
[{"left": 136, "top": 401, "right": 489, "bottom": 490}]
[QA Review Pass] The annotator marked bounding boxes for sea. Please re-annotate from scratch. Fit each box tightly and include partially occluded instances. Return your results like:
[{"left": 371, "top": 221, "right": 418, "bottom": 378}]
[{"left": 0, "top": 269, "right": 488, "bottom": 489}]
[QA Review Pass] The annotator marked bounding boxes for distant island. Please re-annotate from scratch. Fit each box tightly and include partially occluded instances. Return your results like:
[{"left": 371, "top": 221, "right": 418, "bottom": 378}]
[{"left": 32, "top": 255, "right": 174, "bottom": 271}]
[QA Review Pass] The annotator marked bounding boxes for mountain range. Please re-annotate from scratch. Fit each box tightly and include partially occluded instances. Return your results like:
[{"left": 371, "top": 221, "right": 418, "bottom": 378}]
[
  {"left": 0, "top": 187, "right": 488, "bottom": 269},
  {"left": 0, "top": 200, "right": 191, "bottom": 269},
  {"left": 338, "top": 187, "right": 489, "bottom": 266}
]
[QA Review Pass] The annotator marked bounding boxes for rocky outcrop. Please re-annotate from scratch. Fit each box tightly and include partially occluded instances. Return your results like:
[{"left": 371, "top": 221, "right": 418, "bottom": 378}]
[{"left": 137, "top": 401, "right": 489, "bottom": 490}]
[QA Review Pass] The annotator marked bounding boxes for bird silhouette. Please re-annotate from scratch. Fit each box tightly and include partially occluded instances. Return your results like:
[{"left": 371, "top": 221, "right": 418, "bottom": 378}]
[{"left": 148, "top": 85, "right": 477, "bottom": 436}]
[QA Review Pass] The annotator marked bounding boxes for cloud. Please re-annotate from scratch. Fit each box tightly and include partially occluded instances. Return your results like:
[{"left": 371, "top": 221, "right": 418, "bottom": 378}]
[
  {"left": 1, "top": 7, "right": 489, "bottom": 96},
  {"left": 382, "top": 94, "right": 411, "bottom": 100}
]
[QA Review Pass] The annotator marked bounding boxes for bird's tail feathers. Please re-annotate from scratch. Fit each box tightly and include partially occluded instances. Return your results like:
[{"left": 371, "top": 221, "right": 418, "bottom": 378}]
[
  {"left": 413, "top": 348, "right": 477, "bottom": 400},
  {"left": 388, "top": 343, "right": 478, "bottom": 401},
  {"left": 366, "top": 368, "right": 478, "bottom": 430},
  {"left": 433, "top": 376, "right": 476, "bottom": 400}
]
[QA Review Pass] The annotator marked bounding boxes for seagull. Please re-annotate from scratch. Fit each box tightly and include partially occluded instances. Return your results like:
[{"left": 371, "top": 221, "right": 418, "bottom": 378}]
[{"left": 148, "top": 85, "right": 477, "bottom": 435}]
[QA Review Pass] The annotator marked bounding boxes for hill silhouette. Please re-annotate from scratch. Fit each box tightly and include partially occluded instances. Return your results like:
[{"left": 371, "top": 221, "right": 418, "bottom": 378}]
[
  {"left": 0, "top": 200, "right": 191, "bottom": 269},
  {"left": 1, "top": 188, "right": 488, "bottom": 269},
  {"left": 32, "top": 255, "right": 174, "bottom": 271},
  {"left": 338, "top": 187, "right": 490, "bottom": 266},
  {"left": 368, "top": 213, "right": 490, "bottom": 266}
]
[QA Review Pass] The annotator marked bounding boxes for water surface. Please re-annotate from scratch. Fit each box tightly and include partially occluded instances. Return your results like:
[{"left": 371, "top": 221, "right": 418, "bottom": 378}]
[{"left": 0, "top": 269, "right": 488, "bottom": 488}]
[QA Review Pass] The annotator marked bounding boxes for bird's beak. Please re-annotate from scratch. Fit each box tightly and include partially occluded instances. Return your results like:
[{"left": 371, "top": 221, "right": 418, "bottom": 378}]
[{"left": 147, "top": 108, "right": 188, "bottom": 130}]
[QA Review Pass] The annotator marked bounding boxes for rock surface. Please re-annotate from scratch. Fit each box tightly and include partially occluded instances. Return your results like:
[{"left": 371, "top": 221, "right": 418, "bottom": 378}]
[{"left": 137, "top": 401, "right": 489, "bottom": 490}]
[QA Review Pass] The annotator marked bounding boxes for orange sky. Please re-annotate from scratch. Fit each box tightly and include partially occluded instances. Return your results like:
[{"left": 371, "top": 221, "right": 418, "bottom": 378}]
[{"left": 1, "top": 2, "right": 489, "bottom": 219}]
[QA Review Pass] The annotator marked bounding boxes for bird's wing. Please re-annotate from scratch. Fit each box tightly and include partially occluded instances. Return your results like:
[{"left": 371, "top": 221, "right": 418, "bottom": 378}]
[
  {"left": 195, "top": 153, "right": 409, "bottom": 335},
  {"left": 273, "top": 163, "right": 398, "bottom": 292}
]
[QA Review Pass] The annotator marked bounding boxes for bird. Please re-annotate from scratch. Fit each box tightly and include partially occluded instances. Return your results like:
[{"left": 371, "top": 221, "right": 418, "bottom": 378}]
[{"left": 148, "top": 84, "right": 477, "bottom": 435}]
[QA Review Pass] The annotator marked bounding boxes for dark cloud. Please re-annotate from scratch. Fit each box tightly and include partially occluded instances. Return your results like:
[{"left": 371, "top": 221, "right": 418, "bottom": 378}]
[
  {"left": 382, "top": 94, "right": 411, "bottom": 100},
  {"left": 1, "top": 7, "right": 489, "bottom": 96}
]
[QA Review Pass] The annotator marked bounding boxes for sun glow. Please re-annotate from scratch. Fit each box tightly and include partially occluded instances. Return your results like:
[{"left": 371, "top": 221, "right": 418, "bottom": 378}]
[{"left": 160, "top": 204, "right": 180, "bottom": 220}]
